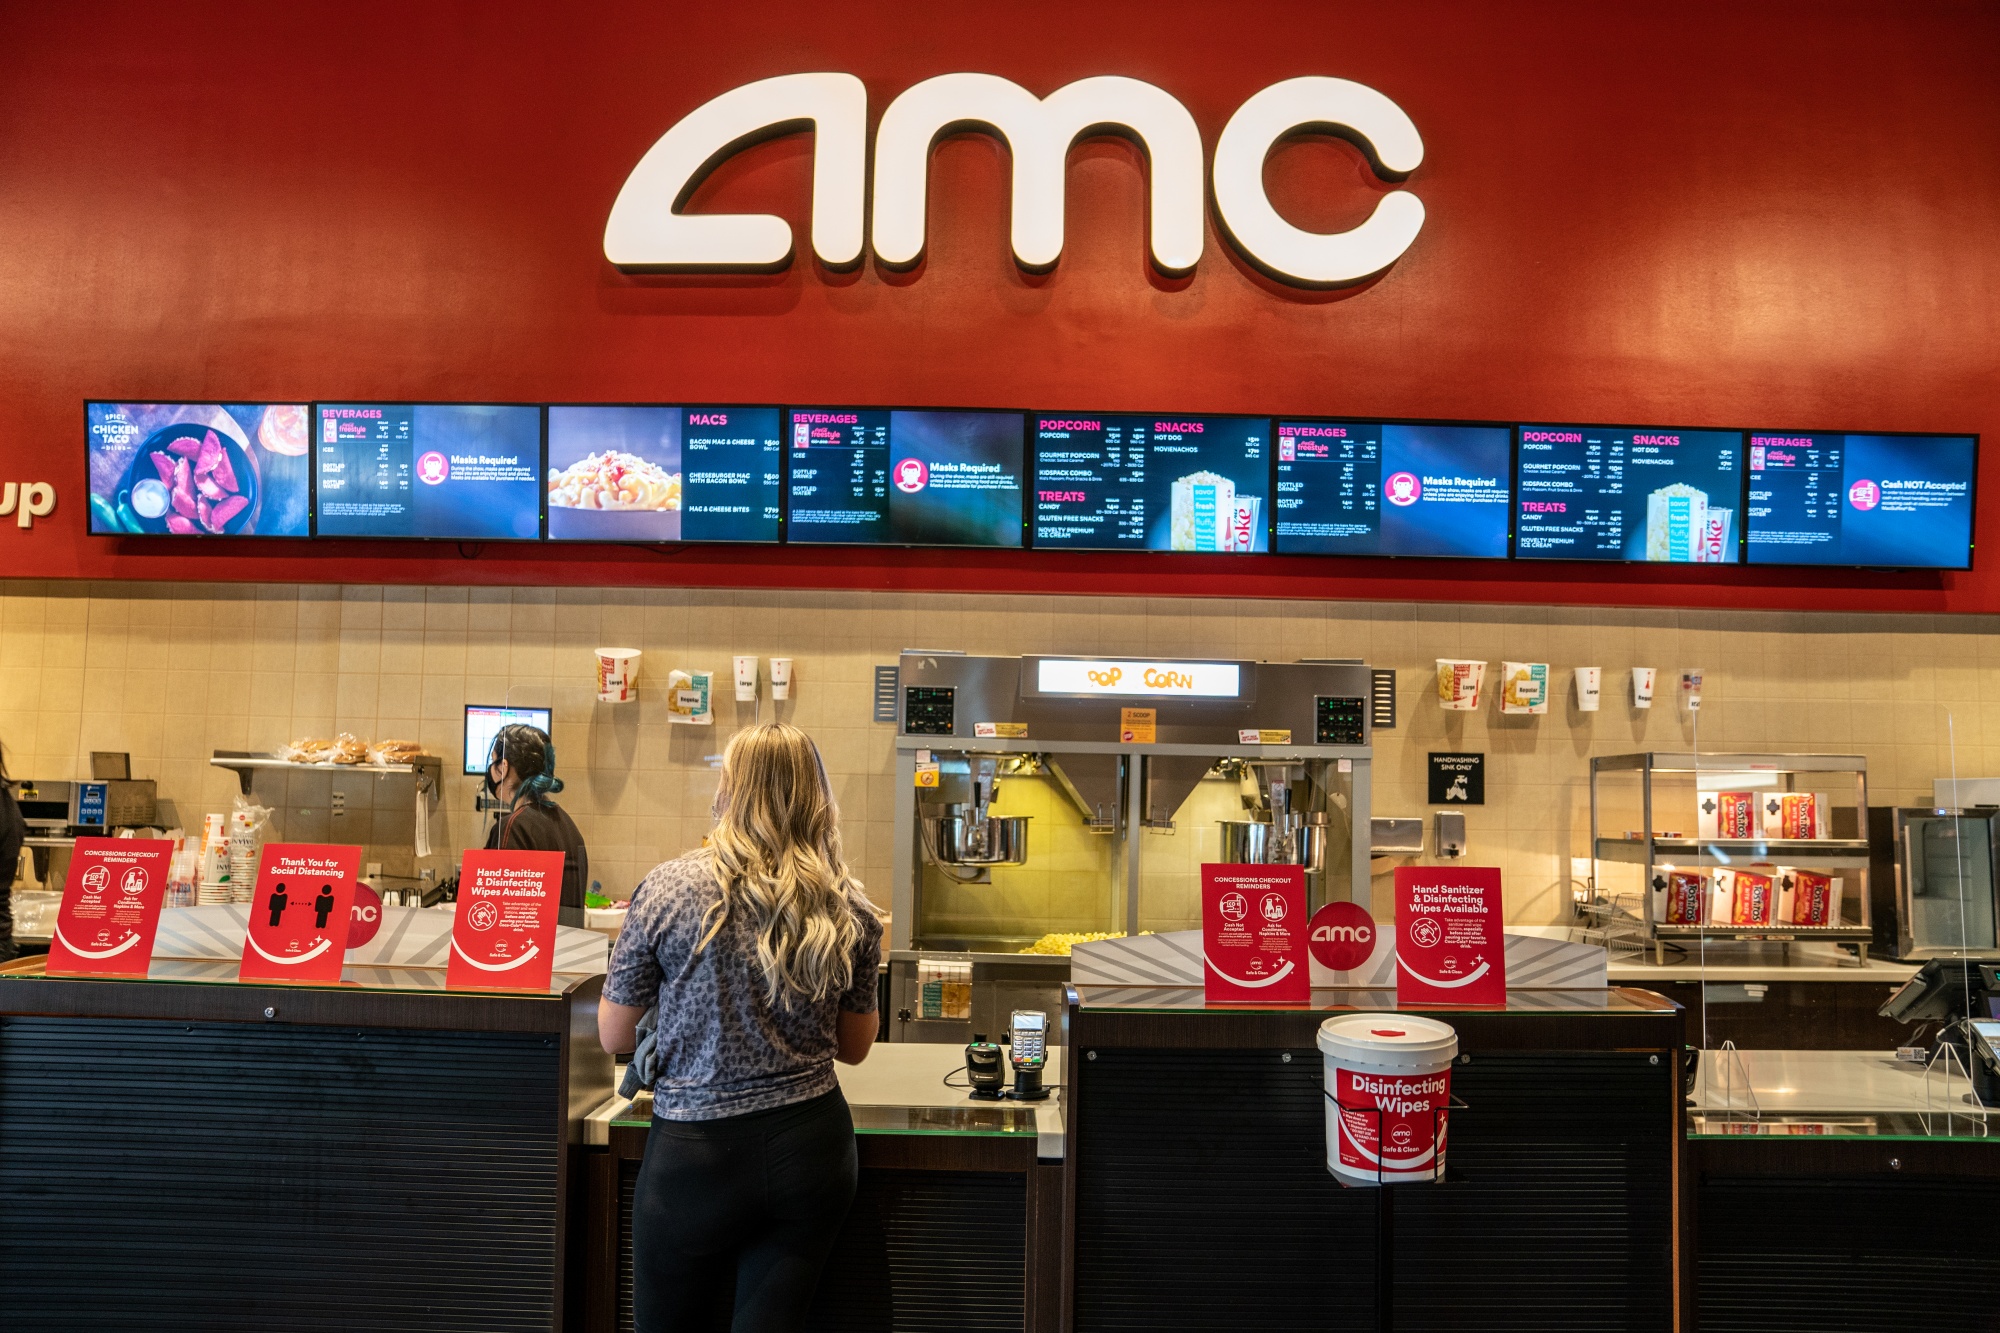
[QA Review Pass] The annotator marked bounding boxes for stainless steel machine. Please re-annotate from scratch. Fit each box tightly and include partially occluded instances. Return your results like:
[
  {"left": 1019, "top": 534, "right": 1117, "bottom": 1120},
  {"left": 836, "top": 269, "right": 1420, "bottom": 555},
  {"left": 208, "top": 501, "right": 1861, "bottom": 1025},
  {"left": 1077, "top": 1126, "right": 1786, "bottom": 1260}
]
[
  {"left": 1870, "top": 805, "right": 2000, "bottom": 961},
  {"left": 888, "top": 651, "right": 1375, "bottom": 1041}
]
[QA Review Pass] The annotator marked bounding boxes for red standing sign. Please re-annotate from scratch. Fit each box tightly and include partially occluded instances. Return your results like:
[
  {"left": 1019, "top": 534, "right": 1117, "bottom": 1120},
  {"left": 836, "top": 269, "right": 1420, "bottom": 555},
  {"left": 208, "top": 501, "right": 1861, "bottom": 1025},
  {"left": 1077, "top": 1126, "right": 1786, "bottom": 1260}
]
[
  {"left": 1201, "top": 863, "right": 1309, "bottom": 1005},
  {"left": 45, "top": 837, "right": 174, "bottom": 977},
  {"left": 238, "top": 844, "right": 362, "bottom": 985},
  {"left": 1395, "top": 866, "right": 1507, "bottom": 1007},
  {"left": 447, "top": 849, "right": 565, "bottom": 992}
]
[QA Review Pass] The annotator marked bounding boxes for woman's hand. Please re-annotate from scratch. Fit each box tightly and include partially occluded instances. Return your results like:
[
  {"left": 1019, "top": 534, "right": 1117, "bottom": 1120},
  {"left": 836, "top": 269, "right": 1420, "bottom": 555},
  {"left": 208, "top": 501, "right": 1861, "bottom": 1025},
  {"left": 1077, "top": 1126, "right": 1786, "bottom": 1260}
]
[
  {"left": 834, "top": 1008, "right": 876, "bottom": 1065},
  {"left": 599, "top": 999, "right": 646, "bottom": 1054}
]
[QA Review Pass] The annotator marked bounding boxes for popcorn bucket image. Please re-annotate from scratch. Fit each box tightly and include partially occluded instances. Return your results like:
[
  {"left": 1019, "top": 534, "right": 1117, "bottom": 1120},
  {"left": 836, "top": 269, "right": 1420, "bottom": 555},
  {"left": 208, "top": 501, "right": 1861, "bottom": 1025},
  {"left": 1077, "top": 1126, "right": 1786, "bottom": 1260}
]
[{"left": 1171, "top": 472, "right": 1235, "bottom": 551}]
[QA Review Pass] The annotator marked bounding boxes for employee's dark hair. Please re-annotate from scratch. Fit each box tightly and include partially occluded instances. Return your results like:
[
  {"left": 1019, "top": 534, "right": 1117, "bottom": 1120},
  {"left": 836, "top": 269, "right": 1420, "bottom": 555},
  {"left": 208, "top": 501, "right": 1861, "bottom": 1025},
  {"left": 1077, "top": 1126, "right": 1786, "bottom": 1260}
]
[{"left": 487, "top": 724, "right": 562, "bottom": 804}]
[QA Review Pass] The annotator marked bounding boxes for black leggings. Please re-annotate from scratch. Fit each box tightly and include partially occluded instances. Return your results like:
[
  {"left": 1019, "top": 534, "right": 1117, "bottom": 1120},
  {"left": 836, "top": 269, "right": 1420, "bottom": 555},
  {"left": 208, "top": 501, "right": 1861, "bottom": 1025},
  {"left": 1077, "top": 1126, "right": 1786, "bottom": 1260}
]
[{"left": 631, "top": 1088, "right": 858, "bottom": 1333}]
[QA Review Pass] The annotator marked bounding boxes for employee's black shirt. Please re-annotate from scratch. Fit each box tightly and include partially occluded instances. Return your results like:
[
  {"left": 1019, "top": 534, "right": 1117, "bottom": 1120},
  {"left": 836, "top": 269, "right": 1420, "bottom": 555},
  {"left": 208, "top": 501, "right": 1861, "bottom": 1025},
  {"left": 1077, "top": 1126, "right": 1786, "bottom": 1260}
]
[
  {"left": 485, "top": 798, "right": 590, "bottom": 911},
  {"left": 0, "top": 784, "right": 24, "bottom": 942}
]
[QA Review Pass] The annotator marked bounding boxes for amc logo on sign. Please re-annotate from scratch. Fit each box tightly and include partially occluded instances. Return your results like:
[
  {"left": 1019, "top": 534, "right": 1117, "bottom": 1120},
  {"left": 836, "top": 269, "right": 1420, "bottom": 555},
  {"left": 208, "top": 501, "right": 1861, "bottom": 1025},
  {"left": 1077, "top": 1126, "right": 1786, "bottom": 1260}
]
[{"left": 605, "top": 72, "right": 1425, "bottom": 288}]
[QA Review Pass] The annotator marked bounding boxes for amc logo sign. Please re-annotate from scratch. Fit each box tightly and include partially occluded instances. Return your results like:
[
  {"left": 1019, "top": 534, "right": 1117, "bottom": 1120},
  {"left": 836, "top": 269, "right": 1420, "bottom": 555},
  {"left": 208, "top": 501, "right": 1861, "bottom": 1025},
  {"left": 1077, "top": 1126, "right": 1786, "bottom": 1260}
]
[
  {"left": 347, "top": 883, "right": 384, "bottom": 950},
  {"left": 1309, "top": 901, "right": 1377, "bottom": 972},
  {"left": 606, "top": 72, "right": 1425, "bottom": 288}
]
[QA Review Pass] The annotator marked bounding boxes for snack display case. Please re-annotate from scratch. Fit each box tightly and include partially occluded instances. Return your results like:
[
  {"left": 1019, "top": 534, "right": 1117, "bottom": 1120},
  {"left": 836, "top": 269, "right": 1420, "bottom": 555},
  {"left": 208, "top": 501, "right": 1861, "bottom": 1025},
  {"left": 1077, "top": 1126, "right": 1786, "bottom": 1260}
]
[{"left": 1584, "top": 752, "right": 1874, "bottom": 964}]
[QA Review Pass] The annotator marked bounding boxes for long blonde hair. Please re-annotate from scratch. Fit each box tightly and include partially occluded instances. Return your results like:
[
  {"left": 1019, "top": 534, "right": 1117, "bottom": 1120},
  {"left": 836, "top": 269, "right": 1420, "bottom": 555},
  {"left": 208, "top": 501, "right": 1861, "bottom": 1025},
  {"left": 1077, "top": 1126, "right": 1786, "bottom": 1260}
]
[{"left": 698, "top": 723, "right": 871, "bottom": 1004}]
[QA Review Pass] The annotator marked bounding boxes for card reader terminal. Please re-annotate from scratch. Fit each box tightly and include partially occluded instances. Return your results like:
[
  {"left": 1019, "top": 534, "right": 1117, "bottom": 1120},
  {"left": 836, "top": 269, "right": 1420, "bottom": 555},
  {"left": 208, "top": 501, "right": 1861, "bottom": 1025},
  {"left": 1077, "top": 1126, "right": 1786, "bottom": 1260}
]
[{"left": 1008, "top": 1009, "right": 1050, "bottom": 1101}]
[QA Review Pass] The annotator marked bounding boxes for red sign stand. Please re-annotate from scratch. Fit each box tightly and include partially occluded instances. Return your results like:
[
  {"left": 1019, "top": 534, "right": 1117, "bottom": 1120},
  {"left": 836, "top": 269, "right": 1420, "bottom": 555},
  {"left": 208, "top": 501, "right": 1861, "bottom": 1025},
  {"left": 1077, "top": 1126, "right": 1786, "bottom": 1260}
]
[
  {"left": 237, "top": 844, "right": 363, "bottom": 985},
  {"left": 1394, "top": 866, "right": 1507, "bottom": 1007},
  {"left": 1201, "top": 863, "right": 1309, "bottom": 1004},
  {"left": 446, "top": 849, "right": 565, "bottom": 992},
  {"left": 44, "top": 837, "right": 174, "bottom": 977}
]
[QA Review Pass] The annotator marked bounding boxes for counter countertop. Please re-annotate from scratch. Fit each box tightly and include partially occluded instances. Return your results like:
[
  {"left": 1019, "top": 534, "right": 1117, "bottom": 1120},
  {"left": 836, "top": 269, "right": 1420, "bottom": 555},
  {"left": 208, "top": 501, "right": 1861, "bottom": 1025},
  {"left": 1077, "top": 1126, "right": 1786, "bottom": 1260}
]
[
  {"left": 587, "top": 1042, "right": 1067, "bottom": 1159},
  {"left": 1608, "top": 941, "right": 1915, "bottom": 984},
  {"left": 1691, "top": 1047, "right": 1992, "bottom": 1118}
]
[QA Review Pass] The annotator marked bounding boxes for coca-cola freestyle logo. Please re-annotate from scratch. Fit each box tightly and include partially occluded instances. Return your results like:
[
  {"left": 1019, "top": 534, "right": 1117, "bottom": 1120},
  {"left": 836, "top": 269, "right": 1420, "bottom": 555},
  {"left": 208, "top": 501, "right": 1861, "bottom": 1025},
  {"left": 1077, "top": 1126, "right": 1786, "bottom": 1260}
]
[{"left": 606, "top": 72, "right": 1426, "bottom": 288}]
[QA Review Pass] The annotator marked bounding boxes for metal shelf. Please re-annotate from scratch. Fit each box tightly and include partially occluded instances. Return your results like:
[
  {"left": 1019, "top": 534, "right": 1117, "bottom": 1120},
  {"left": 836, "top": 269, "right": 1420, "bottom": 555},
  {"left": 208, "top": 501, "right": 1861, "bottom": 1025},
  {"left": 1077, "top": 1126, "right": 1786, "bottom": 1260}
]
[
  {"left": 1652, "top": 924, "right": 1874, "bottom": 941},
  {"left": 1586, "top": 750, "right": 1873, "bottom": 965},
  {"left": 1595, "top": 837, "right": 1872, "bottom": 869},
  {"left": 209, "top": 751, "right": 443, "bottom": 798},
  {"left": 1590, "top": 752, "right": 1867, "bottom": 775}
]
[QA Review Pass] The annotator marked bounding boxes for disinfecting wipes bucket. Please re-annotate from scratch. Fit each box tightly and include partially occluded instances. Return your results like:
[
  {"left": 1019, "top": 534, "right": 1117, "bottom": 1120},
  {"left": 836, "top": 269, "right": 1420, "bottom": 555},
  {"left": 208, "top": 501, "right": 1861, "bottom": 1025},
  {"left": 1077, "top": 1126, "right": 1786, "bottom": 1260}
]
[{"left": 1317, "top": 1013, "right": 1458, "bottom": 1186}]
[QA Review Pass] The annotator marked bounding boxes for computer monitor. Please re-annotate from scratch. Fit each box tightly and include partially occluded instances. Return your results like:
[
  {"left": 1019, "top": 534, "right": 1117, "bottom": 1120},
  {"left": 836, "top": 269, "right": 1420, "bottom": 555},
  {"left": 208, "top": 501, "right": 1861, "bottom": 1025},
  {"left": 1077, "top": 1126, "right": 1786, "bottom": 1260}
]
[{"left": 464, "top": 705, "right": 552, "bottom": 775}]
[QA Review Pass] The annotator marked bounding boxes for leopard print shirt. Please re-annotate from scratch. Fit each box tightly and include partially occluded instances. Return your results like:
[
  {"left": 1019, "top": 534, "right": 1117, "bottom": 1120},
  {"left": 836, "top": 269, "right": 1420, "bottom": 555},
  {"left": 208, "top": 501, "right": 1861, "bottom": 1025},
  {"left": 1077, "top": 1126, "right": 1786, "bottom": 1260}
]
[{"left": 603, "top": 851, "right": 883, "bottom": 1120}]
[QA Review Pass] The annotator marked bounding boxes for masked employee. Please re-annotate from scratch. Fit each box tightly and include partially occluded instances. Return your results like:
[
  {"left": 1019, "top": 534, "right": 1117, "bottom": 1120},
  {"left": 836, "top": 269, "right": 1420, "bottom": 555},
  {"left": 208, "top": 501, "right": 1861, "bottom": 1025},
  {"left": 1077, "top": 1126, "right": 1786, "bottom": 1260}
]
[{"left": 484, "top": 724, "right": 589, "bottom": 928}]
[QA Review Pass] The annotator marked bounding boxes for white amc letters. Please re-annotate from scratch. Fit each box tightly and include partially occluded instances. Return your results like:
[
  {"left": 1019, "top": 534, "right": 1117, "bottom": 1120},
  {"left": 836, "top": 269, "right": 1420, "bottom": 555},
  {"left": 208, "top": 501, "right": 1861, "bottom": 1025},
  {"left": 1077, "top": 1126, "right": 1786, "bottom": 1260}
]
[{"left": 603, "top": 71, "right": 1425, "bottom": 287}]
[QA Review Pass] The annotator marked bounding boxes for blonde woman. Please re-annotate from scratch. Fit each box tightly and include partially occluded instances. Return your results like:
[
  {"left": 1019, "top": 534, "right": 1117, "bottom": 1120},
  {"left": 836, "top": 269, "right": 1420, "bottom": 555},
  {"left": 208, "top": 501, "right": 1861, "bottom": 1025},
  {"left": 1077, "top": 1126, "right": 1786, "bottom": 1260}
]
[{"left": 599, "top": 723, "right": 881, "bottom": 1333}]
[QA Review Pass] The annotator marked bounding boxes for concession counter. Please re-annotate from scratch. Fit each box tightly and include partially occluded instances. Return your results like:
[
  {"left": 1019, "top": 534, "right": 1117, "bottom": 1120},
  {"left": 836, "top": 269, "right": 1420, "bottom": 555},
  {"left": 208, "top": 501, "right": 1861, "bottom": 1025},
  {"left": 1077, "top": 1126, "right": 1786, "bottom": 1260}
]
[
  {"left": 1064, "top": 984, "right": 1685, "bottom": 1333},
  {"left": 583, "top": 984, "right": 1684, "bottom": 1333},
  {"left": 0, "top": 958, "right": 613, "bottom": 1333}
]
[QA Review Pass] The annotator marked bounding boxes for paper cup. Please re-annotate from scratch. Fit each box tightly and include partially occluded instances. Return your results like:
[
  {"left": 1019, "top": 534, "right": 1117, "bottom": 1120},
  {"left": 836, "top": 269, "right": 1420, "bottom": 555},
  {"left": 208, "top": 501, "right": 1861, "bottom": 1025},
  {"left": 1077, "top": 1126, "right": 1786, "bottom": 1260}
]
[
  {"left": 734, "top": 654, "right": 759, "bottom": 702},
  {"left": 596, "top": 647, "right": 641, "bottom": 703},
  {"left": 1435, "top": 659, "right": 1487, "bottom": 711},
  {"left": 1631, "top": 667, "right": 1656, "bottom": 709},
  {"left": 1575, "top": 667, "right": 1602, "bottom": 712},
  {"left": 770, "top": 657, "right": 794, "bottom": 700}
]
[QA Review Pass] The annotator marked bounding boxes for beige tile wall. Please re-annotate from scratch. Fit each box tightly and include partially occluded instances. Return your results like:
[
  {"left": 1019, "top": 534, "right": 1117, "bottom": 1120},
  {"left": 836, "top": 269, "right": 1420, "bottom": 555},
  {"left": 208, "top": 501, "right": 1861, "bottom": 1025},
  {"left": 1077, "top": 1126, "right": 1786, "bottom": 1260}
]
[{"left": 3, "top": 579, "right": 1996, "bottom": 927}]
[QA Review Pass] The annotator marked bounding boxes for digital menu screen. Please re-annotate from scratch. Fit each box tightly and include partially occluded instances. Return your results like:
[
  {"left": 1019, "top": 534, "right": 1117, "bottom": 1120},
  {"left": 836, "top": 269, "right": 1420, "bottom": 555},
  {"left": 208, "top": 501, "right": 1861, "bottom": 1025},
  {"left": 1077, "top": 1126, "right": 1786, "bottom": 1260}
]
[
  {"left": 1030, "top": 414, "right": 1268, "bottom": 552},
  {"left": 315, "top": 404, "right": 542, "bottom": 540},
  {"left": 788, "top": 408, "right": 1024, "bottom": 546},
  {"left": 546, "top": 405, "right": 781, "bottom": 543},
  {"left": 1514, "top": 424, "right": 1744, "bottom": 562},
  {"left": 86, "top": 403, "right": 311, "bottom": 537},
  {"left": 1274, "top": 421, "right": 1510, "bottom": 558},
  {"left": 1746, "top": 432, "right": 1975, "bottom": 568}
]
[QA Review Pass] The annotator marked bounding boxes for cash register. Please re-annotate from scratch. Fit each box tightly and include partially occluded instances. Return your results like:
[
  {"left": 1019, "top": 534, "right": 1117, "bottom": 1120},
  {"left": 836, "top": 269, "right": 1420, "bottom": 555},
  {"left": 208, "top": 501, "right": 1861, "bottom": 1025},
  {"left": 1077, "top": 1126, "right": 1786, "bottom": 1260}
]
[{"left": 1880, "top": 958, "right": 2000, "bottom": 1104}]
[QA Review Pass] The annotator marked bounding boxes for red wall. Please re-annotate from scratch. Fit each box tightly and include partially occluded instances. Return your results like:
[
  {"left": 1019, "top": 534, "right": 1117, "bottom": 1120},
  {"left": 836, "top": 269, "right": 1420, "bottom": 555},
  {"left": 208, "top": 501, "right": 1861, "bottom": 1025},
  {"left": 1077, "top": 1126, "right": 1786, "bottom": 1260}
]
[{"left": 2, "top": 1, "right": 1996, "bottom": 610}]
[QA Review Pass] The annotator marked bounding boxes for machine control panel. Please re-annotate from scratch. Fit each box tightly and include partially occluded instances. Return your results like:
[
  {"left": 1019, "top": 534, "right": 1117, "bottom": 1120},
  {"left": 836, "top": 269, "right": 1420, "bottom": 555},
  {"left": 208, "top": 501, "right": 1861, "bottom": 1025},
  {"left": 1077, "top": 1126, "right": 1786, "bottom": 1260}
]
[
  {"left": 1315, "top": 695, "right": 1366, "bottom": 746},
  {"left": 904, "top": 686, "right": 957, "bottom": 736}
]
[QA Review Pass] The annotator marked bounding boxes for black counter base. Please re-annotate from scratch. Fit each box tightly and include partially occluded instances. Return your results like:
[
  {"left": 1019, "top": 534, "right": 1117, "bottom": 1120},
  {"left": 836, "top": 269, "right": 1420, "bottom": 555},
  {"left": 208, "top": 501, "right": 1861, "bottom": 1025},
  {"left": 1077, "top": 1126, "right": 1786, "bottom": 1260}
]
[{"left": 1, "top": 1015, "right": 563, "bottom": 1332}]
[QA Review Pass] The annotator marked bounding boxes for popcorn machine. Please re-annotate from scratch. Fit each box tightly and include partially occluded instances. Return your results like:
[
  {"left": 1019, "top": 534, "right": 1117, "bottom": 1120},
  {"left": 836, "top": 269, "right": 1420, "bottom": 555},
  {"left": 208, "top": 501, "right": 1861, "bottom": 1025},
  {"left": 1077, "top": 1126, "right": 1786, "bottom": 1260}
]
[{"left": 887, "top": 652, "right": 1376, "bottom": 1040}]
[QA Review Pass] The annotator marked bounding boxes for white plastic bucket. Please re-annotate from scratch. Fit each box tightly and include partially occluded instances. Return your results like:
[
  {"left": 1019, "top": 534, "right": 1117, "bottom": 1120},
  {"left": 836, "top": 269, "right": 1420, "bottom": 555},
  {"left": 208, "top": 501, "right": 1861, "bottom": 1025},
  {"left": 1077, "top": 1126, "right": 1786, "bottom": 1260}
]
[
  {"left": 595, "top": 647, "right": 641, "bottom": 703},
  {"left": 1317, "top": 1013, "right": 1458, "bottom": 1186}
]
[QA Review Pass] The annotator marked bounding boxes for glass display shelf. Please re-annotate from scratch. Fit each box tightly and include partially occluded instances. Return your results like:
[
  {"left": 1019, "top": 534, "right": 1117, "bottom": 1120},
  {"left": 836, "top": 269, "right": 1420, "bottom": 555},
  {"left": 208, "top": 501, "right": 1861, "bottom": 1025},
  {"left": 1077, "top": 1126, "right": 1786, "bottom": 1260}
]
[
  {"left": 611, "top": 1093, "right": 1037, "bottom": 1138},
  {"left": 1688, "top": 1048, "right": 1997, "bottom": 1140},
  {"left": 1070, "top": 983, "right": 1676, "bottom": 1016},
  {"left": 1690, "top": 1111, "right": 1996, "bottom": 1141},
  {"left": 1584, "top": 750, "right": 1873, "bottom": 963},
  {"left": 0, "top": 955, "right": 581, "bottom": 997}
]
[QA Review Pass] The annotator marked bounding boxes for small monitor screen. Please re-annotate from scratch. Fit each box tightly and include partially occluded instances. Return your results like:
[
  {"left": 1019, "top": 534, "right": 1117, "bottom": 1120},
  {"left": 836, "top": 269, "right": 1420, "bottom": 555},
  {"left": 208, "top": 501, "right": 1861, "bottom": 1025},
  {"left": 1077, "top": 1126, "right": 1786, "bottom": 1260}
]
[
  {"left": 86, "top": 403, "right": 311, "bottom": 537},
  {"left": 1514, "top": 424, "right": 1744, "bottom": 562},
  {"left": 1030, "top": 414, "right": 1269, "bottom": 552},
  {"left": 1745, "top": 432, "right": 1975, "bottom": 569},
  {"left": 315, "top": 404, "right": 542, "bottom": 540},
  {"left": 546, "top": 405, "right": 781, "bottom": 543},
  {"left": 787, "top": 408, "right": 1025, "bottom": 546},
  {"left": 464, "top": 705, "right": 553, "bottom": 775},
  {"left": 1274, "top": 421, "right": 1511, "bottom": 558}
]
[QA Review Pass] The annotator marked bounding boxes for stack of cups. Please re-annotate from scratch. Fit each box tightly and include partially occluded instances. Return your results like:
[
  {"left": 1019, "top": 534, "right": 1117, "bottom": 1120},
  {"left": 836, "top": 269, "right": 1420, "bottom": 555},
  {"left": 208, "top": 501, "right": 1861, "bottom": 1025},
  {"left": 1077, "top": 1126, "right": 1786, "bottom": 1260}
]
[
  {"left": 196, "top": 813, "right": 232, "bottom": 905},
  {"left": 227, "top": 808, "right": 264, "bottom": 904}
]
